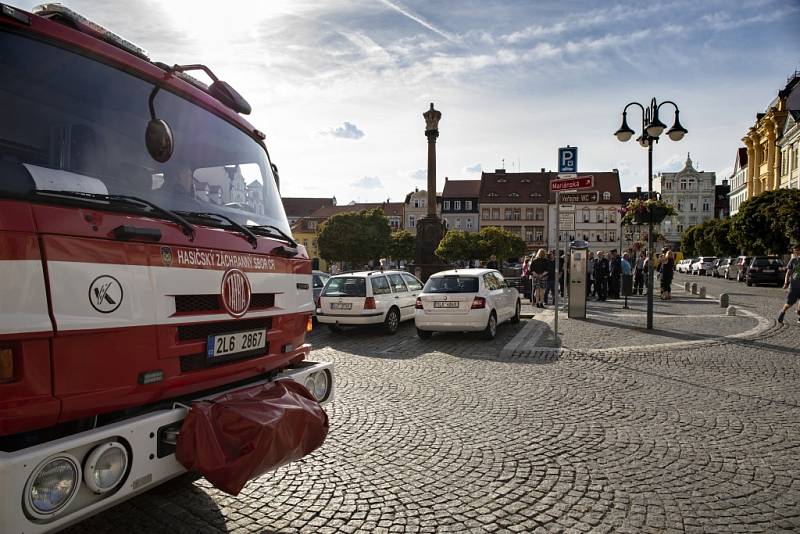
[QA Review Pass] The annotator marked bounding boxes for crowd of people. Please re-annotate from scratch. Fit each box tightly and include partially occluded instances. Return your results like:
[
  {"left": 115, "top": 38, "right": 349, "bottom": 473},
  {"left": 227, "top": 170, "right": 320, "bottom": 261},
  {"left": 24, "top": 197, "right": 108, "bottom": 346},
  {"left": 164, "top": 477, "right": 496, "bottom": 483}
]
[{"left": 520, "top": 247, "right": 677, "bottom": 307}]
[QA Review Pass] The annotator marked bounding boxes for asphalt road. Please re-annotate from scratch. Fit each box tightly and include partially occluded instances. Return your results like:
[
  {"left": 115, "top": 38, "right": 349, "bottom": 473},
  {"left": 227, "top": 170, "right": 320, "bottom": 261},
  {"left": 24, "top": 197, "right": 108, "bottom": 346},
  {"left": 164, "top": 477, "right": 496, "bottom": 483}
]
[{"left": 65, "top": 274, "right": 799, "bottom": 533}]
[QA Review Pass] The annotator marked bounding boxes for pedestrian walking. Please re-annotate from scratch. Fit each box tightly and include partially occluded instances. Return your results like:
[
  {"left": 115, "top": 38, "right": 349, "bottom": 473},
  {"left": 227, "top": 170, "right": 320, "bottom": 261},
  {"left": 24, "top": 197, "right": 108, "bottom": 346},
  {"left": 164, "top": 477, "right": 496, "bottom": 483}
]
[
  {"left": 777, "top": 243, "right": 800, "bottom": 324},
  {"left": 595, "top": 251, "right": 610, "bottom": 301},
  {"left": 545, "top": 250, "right": 557, "bottom": 305},
  {"left": 486, "top": 254, "right": 498, "bottom": 270},
  {"left": 529, "top": 249, "right": 550, "bottom": 309},
  {"left": 633, "top": 251, "right": 645, "bottom": 295},
  {"left": 659, "top": 247, "right": 675, "bottom": 300},
  {"left": 609, "top": 249, "right": 621, "bottom": 299}
]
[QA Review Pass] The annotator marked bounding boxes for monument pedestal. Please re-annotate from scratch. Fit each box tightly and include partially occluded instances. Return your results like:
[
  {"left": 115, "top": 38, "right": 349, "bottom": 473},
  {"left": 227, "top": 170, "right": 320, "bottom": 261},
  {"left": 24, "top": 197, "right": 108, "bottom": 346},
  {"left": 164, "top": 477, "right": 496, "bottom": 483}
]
[{"left": 412, "top": 216, "right": 448, "bottom": 281}]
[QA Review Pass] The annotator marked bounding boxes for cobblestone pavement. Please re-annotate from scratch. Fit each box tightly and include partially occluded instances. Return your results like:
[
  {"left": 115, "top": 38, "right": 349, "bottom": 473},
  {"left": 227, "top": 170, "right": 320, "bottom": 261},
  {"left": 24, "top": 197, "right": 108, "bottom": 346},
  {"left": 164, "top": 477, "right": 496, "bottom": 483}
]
[{"left": 66, "top": 274, "right": 800, "bottom": 533}]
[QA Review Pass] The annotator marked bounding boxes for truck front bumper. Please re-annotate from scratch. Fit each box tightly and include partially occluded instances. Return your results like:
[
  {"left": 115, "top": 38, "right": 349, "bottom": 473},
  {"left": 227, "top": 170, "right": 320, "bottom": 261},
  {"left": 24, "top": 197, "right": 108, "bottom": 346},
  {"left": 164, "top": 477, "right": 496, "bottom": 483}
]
[{"left": 0, "top": 360, "right": 333, "bottom": 534}]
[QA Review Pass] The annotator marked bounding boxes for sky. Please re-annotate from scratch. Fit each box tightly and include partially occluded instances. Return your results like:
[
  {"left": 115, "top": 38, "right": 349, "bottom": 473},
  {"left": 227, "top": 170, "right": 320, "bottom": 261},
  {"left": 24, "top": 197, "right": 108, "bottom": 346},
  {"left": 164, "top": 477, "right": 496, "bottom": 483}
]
[{"left": 16, "top": 0, "right": 800, "bottom": 202}]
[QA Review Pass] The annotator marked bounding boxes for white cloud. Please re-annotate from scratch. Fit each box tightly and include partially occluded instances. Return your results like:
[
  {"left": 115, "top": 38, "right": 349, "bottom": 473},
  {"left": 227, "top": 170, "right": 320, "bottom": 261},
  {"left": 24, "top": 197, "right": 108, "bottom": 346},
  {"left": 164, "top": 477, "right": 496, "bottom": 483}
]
[
  {"left": 657, "top": 154, "right": 686, "bottom": 173},
  {"left": 352, "top": 176, "right": 383, "bottom": 189},
  {"left": 410, "top": 169, "right": 427, "bottom": 180},
  {"left": 464, "top": 163, "right": 482, "bottom": 174},
  {"left": 321, "top": 121, "right": 365, "bottom": 139}
]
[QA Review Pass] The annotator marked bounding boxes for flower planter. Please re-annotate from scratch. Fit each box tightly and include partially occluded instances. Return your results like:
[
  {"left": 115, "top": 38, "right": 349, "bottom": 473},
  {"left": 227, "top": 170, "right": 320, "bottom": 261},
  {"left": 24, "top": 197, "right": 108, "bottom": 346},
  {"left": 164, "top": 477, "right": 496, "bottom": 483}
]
[{"left": 634, "top": 206, "right": 667, "bottom": 224}]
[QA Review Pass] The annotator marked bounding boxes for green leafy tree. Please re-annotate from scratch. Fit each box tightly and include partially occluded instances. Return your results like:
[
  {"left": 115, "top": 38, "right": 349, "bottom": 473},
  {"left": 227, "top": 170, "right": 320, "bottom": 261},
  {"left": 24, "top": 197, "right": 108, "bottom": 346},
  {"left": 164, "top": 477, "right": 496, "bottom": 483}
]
[
  {"left": 477, "top": 226, "right": 526, "bottom": 261},
  {"left": 436, "top": 230, "right": 479, "bottom": 262},
  {"left": 680, "top": 225, "right": 698, "bottom": 257},
  {"left": 388, "top": 230, "right": 415, "bottom": 263},
  {"left": 730, "top": 189, "right": 800, "bottom": 254},
  {"left": 707, "top": 219, "right": 739, "bottom": 257},
  {"left": 317, "top": 208, "right": 391, "bottom": 264}
]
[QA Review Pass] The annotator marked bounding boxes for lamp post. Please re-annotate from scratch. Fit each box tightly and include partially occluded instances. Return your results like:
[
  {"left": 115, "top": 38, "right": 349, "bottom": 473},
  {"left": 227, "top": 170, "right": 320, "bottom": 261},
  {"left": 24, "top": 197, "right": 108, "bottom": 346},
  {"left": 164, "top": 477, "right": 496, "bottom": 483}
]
[{"left": 614, "top": 98, "right": 687, "bottom": 329}]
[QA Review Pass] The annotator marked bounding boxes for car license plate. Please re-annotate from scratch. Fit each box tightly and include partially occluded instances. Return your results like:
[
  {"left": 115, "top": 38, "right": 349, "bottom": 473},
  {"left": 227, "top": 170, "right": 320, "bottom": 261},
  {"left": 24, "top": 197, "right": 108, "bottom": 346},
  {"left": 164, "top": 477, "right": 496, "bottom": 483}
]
[
  {"left": 763, "top": 269, "right": 774, "bottom": 273},
  {"left": 331, "top": 302, "right": 352, "bottom": 310},
  {"left": 207, "top": 329, "right": 266, "bottom": 359},
  {"left": 434, "top": 301, "right": 459, "bottom": 308}
]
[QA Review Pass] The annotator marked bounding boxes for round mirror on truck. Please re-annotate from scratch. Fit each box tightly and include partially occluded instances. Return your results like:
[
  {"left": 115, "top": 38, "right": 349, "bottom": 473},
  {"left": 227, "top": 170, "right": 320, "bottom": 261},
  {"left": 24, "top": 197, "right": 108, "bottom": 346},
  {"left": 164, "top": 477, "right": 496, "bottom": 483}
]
[{"left": 146, "top": 85, "right": 173, "bottom": 163}]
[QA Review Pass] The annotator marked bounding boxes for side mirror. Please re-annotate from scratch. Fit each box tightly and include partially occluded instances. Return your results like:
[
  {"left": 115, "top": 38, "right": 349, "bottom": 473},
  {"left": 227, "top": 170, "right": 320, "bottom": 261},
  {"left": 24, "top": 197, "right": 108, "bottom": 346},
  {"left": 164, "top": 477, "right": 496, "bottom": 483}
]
[
  {"left": 146, "top": 85, "right": 173, "bottom": 163},
  {"left": 210, "top": 80, "right": 251, "bottom": 115},
  {"left": 145, "top": 119, "right": 173, "bottom": 163}
]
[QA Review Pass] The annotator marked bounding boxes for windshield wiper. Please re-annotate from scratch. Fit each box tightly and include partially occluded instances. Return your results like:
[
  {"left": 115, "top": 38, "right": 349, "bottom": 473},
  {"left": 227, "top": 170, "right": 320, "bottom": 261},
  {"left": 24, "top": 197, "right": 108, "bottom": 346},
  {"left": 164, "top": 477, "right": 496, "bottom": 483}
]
[
  {"left": 178, "top": 211, "right": 258, "bottom": 248},
  {"left": 35, "top": 190, "right": 195, "bottom": 238},
  {"left": 247, "top": 224, "right": 298, "bottom": 247}
]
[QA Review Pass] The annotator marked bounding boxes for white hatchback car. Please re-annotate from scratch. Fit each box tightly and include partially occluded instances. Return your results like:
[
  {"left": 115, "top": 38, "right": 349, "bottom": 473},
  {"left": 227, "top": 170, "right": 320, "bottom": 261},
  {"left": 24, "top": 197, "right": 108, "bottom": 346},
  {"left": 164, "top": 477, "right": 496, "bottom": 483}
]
[
  {"left": 316, "top": 270, "right": 423, "bottom": 334},
  {"left": 414, "top": 269, "right": 521, "bottom": 340}
]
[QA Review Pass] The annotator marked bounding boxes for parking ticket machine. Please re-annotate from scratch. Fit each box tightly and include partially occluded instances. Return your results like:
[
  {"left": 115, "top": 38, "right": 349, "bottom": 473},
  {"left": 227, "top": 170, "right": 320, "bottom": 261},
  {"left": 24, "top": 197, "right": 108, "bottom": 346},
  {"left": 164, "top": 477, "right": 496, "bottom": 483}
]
[{"left": 569, "top": 240, "right": 588, "bottom": 319}]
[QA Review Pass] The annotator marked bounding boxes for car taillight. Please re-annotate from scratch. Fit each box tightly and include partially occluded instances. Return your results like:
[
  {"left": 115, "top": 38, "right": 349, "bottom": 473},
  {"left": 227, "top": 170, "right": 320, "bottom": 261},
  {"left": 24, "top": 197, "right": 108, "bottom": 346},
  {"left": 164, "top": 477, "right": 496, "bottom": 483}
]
[
  {"left": 0, "top": 347, "right": 13, "bottom": 383},
  {"left": 364, "top": 297, "right": 376, "bottom": 309},
  {"left": 471, "top": 297, "right": 486, "bottom": 309},
  {"left": 750, "top": 267, "right": 760, "bottom": 272},
  {"left": 415, "top": 297, "right": 423, "bottom": 309}
]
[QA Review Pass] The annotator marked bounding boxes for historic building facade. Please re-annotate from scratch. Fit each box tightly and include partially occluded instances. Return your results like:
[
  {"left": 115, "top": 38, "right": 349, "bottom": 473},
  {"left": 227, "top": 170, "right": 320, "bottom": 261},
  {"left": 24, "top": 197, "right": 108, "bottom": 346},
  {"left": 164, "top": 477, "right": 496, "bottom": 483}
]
[
  {"left": 552, "top": 171, "right": 622, "bottom": 252},
  {"left": 479, "top": 169, "right": 549, "bottom": 252},
  {"left": 654, "top": 154, "right": 717, "bottom": 246},
  {"left": 778, "top": 109, "right": 800, "bottom": 190},
  {"left": 441, "top": 178, "right": 481, "bottom": 233},
  {"left": 403, "top": 188, "right": 441, "bottom": 235},
  {"left": 728, "top": 148, "right": 748, "bottom": 216}
]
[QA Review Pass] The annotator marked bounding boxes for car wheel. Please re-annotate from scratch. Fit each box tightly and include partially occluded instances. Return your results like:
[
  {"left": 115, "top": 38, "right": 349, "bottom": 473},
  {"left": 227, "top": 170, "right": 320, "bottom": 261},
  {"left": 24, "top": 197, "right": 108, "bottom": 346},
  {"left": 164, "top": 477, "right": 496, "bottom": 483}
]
[
  {"left": 327, "top": 323, "right": 343, "bottom": 333},
  {"left": 417, "top": 328, "right": 433, "bottom": 340},
  {"left": 384, "top": 307, "right": 401, "bottom": 335},
  {"left": 483, "top": 311, "right": 498, "bottom": 340},
  {"left": 510, "top": 300, "right": 521, "bottom": 324}
]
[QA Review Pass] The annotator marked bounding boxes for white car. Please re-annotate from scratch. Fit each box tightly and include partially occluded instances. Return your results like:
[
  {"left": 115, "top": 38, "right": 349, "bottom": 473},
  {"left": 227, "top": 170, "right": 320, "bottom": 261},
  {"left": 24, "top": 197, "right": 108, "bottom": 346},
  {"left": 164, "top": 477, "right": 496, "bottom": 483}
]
[
  {"left": 690, "top": 256, "right": 717, "bottom": 275},
  {"left": 414, "top": 269, "right": 521, "bottom": 340},
  {"left": 316, "top": 270, "right": 423, "bottom": 334}
]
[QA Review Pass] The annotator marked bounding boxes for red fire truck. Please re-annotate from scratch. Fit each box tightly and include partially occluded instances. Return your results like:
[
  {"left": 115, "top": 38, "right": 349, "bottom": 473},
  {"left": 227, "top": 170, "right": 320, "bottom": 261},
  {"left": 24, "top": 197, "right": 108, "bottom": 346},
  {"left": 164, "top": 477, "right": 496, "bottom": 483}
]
[{"left": 0, "top": 4, "right": 333, "bottom": 532}]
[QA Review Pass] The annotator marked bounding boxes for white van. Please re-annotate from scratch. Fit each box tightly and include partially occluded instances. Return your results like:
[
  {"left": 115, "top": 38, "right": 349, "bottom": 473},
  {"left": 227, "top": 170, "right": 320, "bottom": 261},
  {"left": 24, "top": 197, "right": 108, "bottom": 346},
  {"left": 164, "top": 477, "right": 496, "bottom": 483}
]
[{"left": 316, "top": 270, "right": 424, "bottom": 334}]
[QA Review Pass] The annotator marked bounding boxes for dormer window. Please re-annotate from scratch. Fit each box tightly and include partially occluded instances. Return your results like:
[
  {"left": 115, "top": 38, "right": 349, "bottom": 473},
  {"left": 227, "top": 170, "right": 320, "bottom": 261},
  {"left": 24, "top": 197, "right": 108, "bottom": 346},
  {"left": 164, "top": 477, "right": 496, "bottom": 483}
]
[
  {"left": 520, "top": 179, "right": 530, "bottom": 183},
  {"left": 602, "top": 191, "right": 611, "bottom": 201},
  {"left": 529, "top": 192, "right": 542, "bottom": 198},
  {"left": 487, "top": 192, "right": 499, "bottom": 198},
  {"left": 497, "top": 178, "right": 507, "bottom": 183},
  {"left": 508, "top": 192, "right": 519, "bottom": 197}
]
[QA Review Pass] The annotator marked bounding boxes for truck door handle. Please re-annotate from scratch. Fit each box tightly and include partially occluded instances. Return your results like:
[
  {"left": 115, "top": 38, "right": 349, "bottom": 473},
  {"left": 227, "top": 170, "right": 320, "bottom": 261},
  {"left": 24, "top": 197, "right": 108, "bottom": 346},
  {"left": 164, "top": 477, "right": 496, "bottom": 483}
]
[{"left": 113, "top": 225, "right": 162, "bottom": 241}]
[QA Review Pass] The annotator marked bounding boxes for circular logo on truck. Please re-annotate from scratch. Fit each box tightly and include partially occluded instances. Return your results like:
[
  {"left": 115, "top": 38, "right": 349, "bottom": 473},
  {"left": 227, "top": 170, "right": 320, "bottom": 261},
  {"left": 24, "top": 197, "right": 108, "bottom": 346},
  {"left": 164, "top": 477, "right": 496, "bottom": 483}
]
[
  {"left": 221, "top": 268, "right": 251, "bottom": 318},
  {"left": 88, "top": 275, "right": 123, "bottom": 314}
]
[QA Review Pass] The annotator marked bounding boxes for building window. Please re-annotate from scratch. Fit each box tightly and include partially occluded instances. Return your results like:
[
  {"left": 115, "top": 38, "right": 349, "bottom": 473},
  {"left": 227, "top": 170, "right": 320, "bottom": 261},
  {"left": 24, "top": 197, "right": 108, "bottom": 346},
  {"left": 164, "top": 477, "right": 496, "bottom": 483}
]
[
  {"left": 689, "top": 202, "right": 696, "bottom": 211},
  {"left": 526, "top": 208, "right": 534, "bottom": 220},
  {"left": 534, "top": 226, "right": 544, "bottom": 242},
  {"left": 454, "top": 200, "right": 461, "bottom": 210},
  {"left": 702, "top": 199, "right": 709, "bottom": 211},
  {"left": 677, "top": 200, "right": 683, "bottom": 211},
  {"left": 303, "top": 239, "right": 308, "bottom": 248},
  {"left": 608, "top": 209, "right": 616, "bottom": 223},
  {"left": 492, "top": 208, "right": 500, "bottom": 219},
  {"left": 465, "top": 200, "right": 472, "bottom": 210},
  {"left": 680, "top": 179, "right": 687, "bottom": 190},
  {"left": 455, "top": 218, "right": 461, "bottom": 229},
  {"left": 602, "top": 191, "right": 611, "bottom": 200},
  {"left": 582, "top": 207, "right": 590, "bottom": 223},
  {"left": 609, "top": 231, "right": 616, "bottom": 242},
  {"left": 513, "top": 208, "right": 521, "bottom": 220},
  {"left": 487, "top": 192, "right": 498, "bottom": 198},
  {"left": 665, "top": 181, "right": 672, "bottom": 190},
  {"left": 525, "top": 229, "right": 534, "bottom": 243},
  {"left": 466, "top": 218, "right": 473, "bottom": 230},
  {"left": 504, "top": 208, "right": 513, "bottom": 220},
  {"left": 409, "top": 215, "right": 415, "bottom": 228},
  {"left": 443, "top": 201, "right": 450, "bottom": 211},
  {"left": 508, "top": 192, "right": 519, "bottom": 198},
  {"left": 596, "top": 209, "right": 604, "bottom": 223},
  {"left": 535, "top": 208, "right": 544, "bottom": 221},
  {"left": 688, "top": 178, "right": 696, "bottom": 190},
  {"left": 482, "top": 208, "right": 489, "bottom": 220},
  {"left": 309, "top": 221, "right": 317, "bottom": 230},
  {"left": 677, "top": 224, "right": 684, "bottom": 233}
]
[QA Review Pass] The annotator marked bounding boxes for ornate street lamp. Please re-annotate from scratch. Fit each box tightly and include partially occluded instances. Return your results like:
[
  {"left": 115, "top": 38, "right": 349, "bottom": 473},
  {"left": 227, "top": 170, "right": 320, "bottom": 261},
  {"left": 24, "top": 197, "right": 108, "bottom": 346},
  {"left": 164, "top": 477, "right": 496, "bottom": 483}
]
[{"left": 614, "top": 98, "right": 686, "bottom": 329}]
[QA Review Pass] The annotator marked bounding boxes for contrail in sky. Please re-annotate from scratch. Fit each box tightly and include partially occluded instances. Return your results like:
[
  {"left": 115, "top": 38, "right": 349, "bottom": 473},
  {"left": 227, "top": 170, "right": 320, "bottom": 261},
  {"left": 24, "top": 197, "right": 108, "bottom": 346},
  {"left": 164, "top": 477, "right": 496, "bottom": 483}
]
[{"left": 377, "top": 0, "right": 456, "bottom": 42}]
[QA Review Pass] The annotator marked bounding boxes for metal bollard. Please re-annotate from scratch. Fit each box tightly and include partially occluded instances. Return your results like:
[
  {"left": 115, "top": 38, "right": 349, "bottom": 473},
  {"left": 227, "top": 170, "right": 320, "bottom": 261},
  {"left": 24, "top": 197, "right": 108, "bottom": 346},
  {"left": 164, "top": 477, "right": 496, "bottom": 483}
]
[
  {"left": 691, "top": 282, "right": 698, "bottom": 295},
  {"left": 719, "top": 293, "right": 729, "bottom": 307},
  {"left": 726, "top": 305, "right": 737, "bottom": 316},
  {"left": 699, "top": 287, "right": 706, "bottom": 298},
  {"left": 684, "top": 282, "right": 690, "bottom": 292}
]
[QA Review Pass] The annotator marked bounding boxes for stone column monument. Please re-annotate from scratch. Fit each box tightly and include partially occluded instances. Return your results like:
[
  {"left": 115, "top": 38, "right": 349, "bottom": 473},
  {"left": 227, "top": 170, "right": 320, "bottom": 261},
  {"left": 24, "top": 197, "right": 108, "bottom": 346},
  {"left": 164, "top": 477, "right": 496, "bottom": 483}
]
[{"left": 414, "top": 103, "right": 448, "bottom": 280}]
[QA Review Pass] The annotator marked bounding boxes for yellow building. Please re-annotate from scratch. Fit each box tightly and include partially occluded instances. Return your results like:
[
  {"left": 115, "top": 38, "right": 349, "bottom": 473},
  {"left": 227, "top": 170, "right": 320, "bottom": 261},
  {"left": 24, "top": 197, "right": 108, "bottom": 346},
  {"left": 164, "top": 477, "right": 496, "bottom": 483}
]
[
  {"left": 291, "top": 217, "right": 326, "bottom": 271},
  {"left": 742, "top": 72, "right": 800, "bottom": 199}
]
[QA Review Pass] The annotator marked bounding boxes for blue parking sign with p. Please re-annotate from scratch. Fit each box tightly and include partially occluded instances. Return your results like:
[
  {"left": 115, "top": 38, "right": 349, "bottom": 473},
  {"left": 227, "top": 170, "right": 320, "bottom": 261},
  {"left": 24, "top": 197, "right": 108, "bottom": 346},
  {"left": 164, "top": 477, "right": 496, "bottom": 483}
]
[{"left": 558, "top": 147, "right": 577, "bottom": 173}]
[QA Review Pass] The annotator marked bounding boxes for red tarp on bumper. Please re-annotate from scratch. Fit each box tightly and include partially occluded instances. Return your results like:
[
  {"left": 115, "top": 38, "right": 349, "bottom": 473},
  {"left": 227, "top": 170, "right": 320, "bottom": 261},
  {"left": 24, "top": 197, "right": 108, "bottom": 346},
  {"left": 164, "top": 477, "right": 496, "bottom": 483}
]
[{"left": 175, "top": 379, "right": 329, "bottom": 495}]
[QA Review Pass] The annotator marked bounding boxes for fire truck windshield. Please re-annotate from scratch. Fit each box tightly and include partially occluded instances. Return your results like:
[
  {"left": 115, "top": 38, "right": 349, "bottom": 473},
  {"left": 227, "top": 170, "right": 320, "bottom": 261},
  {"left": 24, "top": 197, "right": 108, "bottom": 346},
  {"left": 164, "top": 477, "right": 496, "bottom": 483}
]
[{"left": 0, "top": 30, "right": 292, "bottom": 236}]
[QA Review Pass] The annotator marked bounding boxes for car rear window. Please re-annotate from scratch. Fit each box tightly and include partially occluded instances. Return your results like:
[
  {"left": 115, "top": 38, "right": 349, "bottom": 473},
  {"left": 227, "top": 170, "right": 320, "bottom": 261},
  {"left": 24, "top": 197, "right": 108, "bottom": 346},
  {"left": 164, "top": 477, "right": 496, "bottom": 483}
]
[
  {"left": 423, "top": 275, "right": 479, "bottom": 293},
  {"left": 313, "top": 274, "right": 328, "bottom": 289},
  {"left": 752, "top": 258, "right": 783, "bottom": 267},
  {"left": 322, "top": 277, "right": 366, "bottom": 297}
]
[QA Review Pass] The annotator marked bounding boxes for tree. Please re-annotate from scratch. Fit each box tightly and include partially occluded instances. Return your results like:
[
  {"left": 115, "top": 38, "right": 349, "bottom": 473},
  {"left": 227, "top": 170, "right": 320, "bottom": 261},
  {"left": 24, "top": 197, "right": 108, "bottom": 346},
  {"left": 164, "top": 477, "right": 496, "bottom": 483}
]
[
  {"left": 730, "top": 189, "right": 800, "bottom": 254},
  {"left": 680, "top": 224, "right": 699, "bottom": 257},
  {"left": 388, "top": 230, "right": 415, "bottom": 263},
  {"left": 707, "top": 219, "right": 739, "bottom": 257},
  {"left": 317, "top": 208, "right": 391, "bottom": 264},
  {"left": 436, "top": 230, "right": 479, "bottom": 262},
  {"left": 476, "top": 226, "right": 526, "bottom": 261}
]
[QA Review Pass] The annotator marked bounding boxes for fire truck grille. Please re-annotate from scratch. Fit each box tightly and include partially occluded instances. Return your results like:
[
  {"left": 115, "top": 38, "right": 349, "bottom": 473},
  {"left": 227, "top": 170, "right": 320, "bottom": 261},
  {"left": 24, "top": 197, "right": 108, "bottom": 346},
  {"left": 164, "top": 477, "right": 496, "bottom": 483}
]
[
  {"left": 174, "top": 293, "right": 275, "bottom": 314},
  {"left": 177, "top": 318, "right": 273, "bottom": 342}
]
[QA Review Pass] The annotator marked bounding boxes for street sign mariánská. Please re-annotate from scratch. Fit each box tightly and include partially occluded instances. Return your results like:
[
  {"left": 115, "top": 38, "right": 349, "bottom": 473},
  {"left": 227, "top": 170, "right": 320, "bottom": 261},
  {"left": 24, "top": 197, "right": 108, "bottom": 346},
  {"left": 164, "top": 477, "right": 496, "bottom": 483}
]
[
  {"left": 550, "top": 175, "right": 594, "bottom": 191},
  {"left": 558, "top": 191, "right": 598, "bottom": 204}
]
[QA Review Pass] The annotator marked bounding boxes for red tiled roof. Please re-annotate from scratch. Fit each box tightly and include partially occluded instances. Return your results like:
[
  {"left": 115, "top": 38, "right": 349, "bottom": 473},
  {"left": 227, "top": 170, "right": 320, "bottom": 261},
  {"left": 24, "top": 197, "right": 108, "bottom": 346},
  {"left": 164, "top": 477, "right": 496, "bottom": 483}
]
[
  {"left": 480, "top": 171, "right": 553, "bottom": 204},
  {"left": 282, "top": 197, "right": 335, "bottom": 218},
  {"left": 307, "top": 202, "right": 404, "bottom": 220},
  {"left": 442, "top": 179, "right": 481, "bottom": 198}
]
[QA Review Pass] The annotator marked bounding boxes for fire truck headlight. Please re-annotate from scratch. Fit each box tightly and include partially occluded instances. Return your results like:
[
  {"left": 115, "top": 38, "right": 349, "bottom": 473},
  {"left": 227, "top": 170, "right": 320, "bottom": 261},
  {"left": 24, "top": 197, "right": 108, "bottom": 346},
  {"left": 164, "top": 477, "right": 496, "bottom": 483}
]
[
  {"left": 313, "top": 370, "right": 331, "bottom": 402},
  {"left": 25, "top": 455, "right": 81, "bottom": 517},
  {"left": 84, "top": 442, "right": 129, "bottom": 494},
  {"left": 304, "top": 375, "right": 316, "bottom": 393}
]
